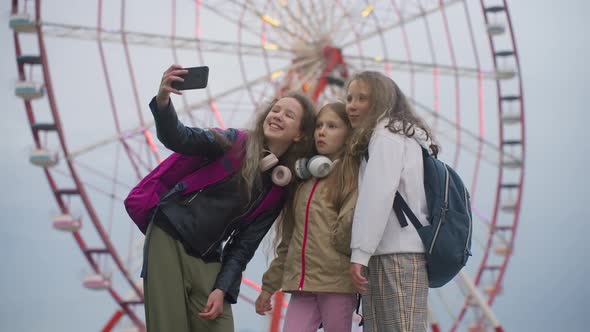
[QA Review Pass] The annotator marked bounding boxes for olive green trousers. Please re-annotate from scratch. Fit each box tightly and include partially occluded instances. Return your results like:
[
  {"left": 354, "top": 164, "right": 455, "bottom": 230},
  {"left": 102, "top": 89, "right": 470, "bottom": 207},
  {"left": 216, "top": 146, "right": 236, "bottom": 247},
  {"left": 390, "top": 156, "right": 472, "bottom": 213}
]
[{"left": 143, "top": 223, "right": 234, "bottom": 331}]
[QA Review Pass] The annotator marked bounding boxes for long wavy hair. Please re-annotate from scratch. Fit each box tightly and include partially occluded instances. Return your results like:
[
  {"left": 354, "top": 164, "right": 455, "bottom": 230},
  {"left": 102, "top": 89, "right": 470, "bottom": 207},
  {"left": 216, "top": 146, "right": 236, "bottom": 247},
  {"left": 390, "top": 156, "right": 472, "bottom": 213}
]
[
  {"left": 316, "top": 102, "right": 358, "bottom": 209},
  {"left": 238, "top": 91, "right": 316, "bottom": 199},
  {"left": 345, "top": 71, "right": 439, "bottom": 158},
  {"left": 274, "top": 102, "right": 358, "bottom": 254}
]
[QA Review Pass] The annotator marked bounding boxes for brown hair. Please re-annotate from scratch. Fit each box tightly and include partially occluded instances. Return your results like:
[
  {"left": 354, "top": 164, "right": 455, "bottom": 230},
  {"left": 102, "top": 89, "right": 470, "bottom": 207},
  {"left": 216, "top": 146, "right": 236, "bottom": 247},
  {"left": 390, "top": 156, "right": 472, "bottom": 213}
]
[{"left": 345, "top": 71, "right": 439, "bottom": 158}]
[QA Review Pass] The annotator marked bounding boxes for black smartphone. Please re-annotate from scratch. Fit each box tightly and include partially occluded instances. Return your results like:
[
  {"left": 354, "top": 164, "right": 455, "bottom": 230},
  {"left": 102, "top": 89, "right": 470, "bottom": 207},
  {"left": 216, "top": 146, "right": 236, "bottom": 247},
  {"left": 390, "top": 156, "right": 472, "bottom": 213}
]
[{"left": 171, "top": 66, "right": 209, "bottom": 90}]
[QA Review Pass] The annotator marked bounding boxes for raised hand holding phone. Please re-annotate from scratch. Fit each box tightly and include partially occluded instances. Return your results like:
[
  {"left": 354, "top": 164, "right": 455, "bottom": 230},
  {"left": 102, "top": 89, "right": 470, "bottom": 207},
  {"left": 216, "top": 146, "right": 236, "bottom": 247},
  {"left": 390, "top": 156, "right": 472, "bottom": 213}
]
[
  {"left": 171, "top": 66, "right": 209, "bottom": 90},
  {"left": 156, "top": 64, "right": 209, "bottom": 110}
]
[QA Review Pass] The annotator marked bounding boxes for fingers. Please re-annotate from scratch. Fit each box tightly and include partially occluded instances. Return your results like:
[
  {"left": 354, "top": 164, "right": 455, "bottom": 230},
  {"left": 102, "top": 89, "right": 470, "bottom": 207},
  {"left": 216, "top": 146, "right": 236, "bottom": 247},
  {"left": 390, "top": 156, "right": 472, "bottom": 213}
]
[
  {"left": 350, "top": 264, "right": 369, "bottom": 294},
  {"left": 162, "top": 65, "right": 188, "bottom": 84},
  {"left": 255, "top": 291, "right": 273, "bottom": 315},
  {"left": 161, "top": 69, "right": 188, "bottom": 85},
  {"left": 255, "top": 299, "right": 272, "bottom": 315},
  {"left": 160, "top": 84, "right": 182, "bottom": 97},
  {"left": 255, "top": 304, "right": 271, "bottom": 315},
  {"left": 198, "top": 297, "right": 223, "bottom": 320},
  {"left": 164, "top": 64, "right": 184, "bottom": 75},
  {"left": 351, "top": 277, "right": 365, "bottom": 293},
  {"left": 198, "top": 290, "right": 224, "bottom": 320},
  {"left": 160, "top": 69, "right": 187, "bottom": 94},
  {"left": 156, "top": 65, "right": 188, "bottom": 107},
  {"left": 352, "top": 278, "right": 367, "bottom": 294}
]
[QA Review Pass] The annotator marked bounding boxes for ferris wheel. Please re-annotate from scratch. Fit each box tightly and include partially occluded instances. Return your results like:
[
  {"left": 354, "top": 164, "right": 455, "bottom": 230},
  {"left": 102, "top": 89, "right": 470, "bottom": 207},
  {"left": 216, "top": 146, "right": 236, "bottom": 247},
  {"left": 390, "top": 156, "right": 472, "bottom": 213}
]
[{"left": 10, "top": 0, "right": 524, "bottom": 331}]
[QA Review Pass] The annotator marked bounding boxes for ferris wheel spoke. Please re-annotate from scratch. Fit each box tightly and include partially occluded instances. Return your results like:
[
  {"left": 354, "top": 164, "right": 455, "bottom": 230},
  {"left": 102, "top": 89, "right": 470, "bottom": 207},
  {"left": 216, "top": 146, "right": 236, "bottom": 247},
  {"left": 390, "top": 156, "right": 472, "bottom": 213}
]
[
  {"left": 51, "top": 166, "right": 127, "bottom": 201},
  {"left": 180, "top": 55, "right": 320, "bottom": 115},
  {"left": 318, "top": 1, "right": 338, "bottom": 36},
  {"left": 70, "top": 57, "right": 319, "bottom": 141},
  {"left": 65, "top": 129, "right": 153, "bottom": 168},
  {"left": 281, "top": 61, "right": 325, "bottom": 94},
  {"left": 433, "top": 289, "right": 458, "bottom": 323},
  {"left": 410, "top": 98, "right": 520, "bottom": 166},
  {"left": 433, "top": 128, "right": 497, "bottom": 167},
  {"left": 472, "top": 229, "right": 490, "bottom": 254},
  {"left": 200, "top": 0, "right": 305, "bottom": 49},
  {"left": 340, "top": 1, "right": 387, "bottom": 44},
  {"left": 345, "top": 55, "right": 499, "bottom": 79},
  {"left": 198, "top": 0, "right": 274, "bottom": 43},
  {"left": 455, "top": 271, "right": 504, "bottom": 331},
  {"left": 340, "top": 0, "right": 463, "bottom": 48},
  {"left": 66, "top": 100, "right": 237, "bottom": 162},
  {"left": 297, "top": 1, "right": 326, "bottom": 36},
  {"left": 74, "top": 160, "right": 134, "bottom": 190},
  {"left": 40, "top": 22, "right": 292, "bottom": 58},
  {"left": 236, "top": 0, "right": 310, "bottom": 43},
  {"left": 265, "top": 0, "right": 316, "bottom": 42},
  {"left": 306, "top": 1, "right": 333, "bottom": 40}
]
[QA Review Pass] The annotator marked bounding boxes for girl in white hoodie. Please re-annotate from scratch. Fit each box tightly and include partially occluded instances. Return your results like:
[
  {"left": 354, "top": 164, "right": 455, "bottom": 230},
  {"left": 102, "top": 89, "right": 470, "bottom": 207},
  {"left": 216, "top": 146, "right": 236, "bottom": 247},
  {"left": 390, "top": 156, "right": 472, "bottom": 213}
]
[{"left": 345, "top": 71, "right": 439, "bottom": 332}]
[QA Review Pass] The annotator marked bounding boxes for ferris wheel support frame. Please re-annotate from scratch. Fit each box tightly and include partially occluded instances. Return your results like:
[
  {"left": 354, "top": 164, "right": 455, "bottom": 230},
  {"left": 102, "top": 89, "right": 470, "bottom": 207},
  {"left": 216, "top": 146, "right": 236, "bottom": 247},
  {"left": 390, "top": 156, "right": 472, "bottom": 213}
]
[
  {"left": 11, "top": 0, "right": 145, "bottom": 329},
  {"left": 451, "top": 1, "right": 525, "bottom": 331}
]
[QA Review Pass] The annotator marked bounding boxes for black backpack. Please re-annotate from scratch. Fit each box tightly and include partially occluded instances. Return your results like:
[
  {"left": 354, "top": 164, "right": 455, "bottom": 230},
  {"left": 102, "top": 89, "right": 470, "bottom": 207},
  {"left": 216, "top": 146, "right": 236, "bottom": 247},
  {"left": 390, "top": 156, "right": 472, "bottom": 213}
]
[{"left": 366, "top": 148, "right": 473, "bottom": 288}]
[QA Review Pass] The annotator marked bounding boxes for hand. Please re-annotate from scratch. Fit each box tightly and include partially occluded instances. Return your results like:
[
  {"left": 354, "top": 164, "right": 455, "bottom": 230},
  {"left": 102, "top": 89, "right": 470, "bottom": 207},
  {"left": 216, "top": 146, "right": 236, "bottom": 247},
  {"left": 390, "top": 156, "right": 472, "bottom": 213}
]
[
  {"left": 198, "top": 289, "right": 225, "bottom": 320},
  {"left": 350, "top": 263, "right": 368, "bottom": 294},
  {"left": 255, "top": 290, "right": 273, "bottom": 315},
  {"left": 156, "top": 64, "right": 188, "bottom": 109}
]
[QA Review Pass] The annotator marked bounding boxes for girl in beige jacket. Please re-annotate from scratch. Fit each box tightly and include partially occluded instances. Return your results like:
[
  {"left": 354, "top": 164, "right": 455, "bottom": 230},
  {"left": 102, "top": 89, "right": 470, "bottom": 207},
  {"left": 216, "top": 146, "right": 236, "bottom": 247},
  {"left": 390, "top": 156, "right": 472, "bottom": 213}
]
[{"left": 255, "top": 102, "right": 360, "bottom": 332}]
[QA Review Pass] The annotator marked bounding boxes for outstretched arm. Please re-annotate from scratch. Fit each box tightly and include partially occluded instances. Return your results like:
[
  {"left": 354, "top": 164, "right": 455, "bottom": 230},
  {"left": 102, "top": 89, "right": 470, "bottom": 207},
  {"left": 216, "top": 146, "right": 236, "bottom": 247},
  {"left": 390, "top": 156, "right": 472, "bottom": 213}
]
[{"left": 150, "top": 64, "right": 233, "bottom": 156}]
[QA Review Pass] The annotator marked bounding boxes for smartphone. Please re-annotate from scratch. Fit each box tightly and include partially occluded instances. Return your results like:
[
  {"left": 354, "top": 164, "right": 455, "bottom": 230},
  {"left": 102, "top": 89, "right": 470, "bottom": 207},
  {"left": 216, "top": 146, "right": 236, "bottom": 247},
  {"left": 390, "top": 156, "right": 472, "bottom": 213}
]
[{"left": 171, "top": 66, "right": 209, "bottom": 90}]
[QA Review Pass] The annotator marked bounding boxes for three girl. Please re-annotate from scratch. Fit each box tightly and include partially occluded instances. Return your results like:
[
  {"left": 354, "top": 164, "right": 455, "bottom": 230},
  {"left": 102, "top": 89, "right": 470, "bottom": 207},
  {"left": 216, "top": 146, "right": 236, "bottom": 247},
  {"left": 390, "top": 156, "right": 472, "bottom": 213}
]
[
  {"left": 255, "top": 102, "right": 360, "bottom": 332},
  {"left": 141, "top": 64, "right": 436, "bottom": 332}
]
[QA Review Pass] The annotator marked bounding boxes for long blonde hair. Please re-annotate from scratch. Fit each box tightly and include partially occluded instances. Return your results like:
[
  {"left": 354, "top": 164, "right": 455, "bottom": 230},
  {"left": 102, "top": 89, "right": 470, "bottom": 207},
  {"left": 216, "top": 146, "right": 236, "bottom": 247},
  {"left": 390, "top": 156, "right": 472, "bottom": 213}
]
[
  {"left": 275, "top": 102, "right": 358, "bottom": 255},
  {"left": 238, "top": 91, "right": 316, "bottom": 199},
  {"left": 346, "top": 71, "right": 439, "bottom": 158},
  {"left": 317, "top": 102, "right": 358, "bottom": 209}
]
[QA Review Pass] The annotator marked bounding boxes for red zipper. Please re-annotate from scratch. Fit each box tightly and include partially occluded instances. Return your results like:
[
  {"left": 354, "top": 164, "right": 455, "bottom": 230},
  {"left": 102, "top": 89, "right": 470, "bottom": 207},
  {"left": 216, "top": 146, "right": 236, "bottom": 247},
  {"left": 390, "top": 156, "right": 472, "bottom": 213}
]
[{"left": 298, "top": 178, "right": 320, "bottom": 290}]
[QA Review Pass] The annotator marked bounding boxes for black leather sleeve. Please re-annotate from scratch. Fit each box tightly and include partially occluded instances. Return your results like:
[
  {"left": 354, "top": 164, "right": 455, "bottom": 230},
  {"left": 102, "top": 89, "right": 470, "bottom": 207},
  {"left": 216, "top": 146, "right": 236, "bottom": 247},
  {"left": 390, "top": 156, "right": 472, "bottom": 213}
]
[
  {"left": 149, "top": 97, "right": 236, "bottom": 157},
  {"left": 213, "top": 207, "right": 282, "bottom": 304}
]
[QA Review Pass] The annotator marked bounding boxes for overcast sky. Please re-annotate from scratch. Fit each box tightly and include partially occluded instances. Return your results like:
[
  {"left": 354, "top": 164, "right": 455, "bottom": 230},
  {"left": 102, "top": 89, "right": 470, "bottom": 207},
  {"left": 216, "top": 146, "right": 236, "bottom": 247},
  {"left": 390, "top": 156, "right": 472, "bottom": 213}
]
[{"left": 1, "top": 1, "right": 589, "bottom": 331}]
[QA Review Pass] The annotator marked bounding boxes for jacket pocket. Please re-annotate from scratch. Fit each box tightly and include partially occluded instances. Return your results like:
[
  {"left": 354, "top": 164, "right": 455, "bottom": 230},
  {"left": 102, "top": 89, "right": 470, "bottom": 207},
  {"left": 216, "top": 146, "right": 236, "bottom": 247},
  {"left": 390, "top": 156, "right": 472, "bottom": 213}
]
[{"left": 330, "top": 209, "right": 354, "bottom": 256}]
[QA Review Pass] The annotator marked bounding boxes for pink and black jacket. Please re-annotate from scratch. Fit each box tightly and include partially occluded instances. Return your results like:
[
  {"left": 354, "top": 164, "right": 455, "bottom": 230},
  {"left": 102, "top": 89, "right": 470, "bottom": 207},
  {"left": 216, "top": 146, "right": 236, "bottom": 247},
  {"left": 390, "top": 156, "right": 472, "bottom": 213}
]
[{"left": 124, "top": 98, "right": 286, "bottom": 303}]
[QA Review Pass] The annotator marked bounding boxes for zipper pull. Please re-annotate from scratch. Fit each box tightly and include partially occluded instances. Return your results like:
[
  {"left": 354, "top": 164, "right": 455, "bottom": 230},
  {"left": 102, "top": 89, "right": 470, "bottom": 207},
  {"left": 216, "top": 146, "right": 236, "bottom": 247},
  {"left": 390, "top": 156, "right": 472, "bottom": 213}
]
[
  {"left": 440, "top": 206, "right": 448, "bottom": 223},
  {"left": 185, "top": 189, "right": 203, "bottom": 206}
]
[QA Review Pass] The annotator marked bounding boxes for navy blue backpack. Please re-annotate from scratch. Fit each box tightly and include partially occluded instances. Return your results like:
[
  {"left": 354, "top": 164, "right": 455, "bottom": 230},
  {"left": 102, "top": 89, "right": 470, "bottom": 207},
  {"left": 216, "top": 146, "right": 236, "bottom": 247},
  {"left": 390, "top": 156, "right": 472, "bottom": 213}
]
[{"left": 366, "top": 148, "right": 473, "bottom": 288}]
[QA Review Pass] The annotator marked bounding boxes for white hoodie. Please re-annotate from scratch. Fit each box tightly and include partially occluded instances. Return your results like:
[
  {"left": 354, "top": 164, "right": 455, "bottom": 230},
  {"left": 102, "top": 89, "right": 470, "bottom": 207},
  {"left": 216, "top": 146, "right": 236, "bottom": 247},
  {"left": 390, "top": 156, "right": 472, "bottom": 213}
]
[{"left": 350, "top": 120, "right": 432, "bottom": 266}]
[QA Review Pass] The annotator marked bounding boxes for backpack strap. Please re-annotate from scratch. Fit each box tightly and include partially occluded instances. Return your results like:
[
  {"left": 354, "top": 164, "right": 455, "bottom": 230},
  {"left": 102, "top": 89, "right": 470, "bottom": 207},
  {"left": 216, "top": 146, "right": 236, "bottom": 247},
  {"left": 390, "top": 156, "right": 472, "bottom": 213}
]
[
  {"left": 393, "top": 192, "right": 423, "bottom": 230},
  {"left": 177, "top": 131, "right": 246, "bottom": 195},
  {"left": 242, "top": 185, "right": 286, "bottom": 223},
  {"left": 364, "top": 148, "right": 422, "bottom": 230},
  {"left": 356, "top": 293, "right": 364, "bottom": 326}
]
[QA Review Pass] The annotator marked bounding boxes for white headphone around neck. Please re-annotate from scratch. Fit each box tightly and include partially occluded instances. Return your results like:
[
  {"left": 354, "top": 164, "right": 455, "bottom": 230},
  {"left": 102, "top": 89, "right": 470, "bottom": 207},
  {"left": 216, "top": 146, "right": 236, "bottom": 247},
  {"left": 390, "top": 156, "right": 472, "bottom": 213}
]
[
  {"left": 260, "top": 152, "right": 292, "bottom": 187},
  {"left": 294, "top": 155, "right": 335, "bottom": 180}
]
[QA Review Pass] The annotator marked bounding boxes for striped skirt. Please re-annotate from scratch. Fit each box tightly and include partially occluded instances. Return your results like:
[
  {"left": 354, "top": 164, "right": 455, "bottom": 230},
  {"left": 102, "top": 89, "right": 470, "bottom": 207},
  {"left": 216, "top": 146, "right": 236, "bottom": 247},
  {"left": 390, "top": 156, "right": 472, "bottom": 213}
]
[{"left": 362, "top": 253, "right": 429, "bottom": 332}]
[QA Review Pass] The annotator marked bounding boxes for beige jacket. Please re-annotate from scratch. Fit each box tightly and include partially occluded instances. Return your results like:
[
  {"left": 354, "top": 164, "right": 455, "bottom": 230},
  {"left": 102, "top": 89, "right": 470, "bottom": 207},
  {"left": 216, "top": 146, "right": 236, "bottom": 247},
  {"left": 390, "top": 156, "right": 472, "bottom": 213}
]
[{"left": 262, "top": 176, "right": 358, "bottom": 294}]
